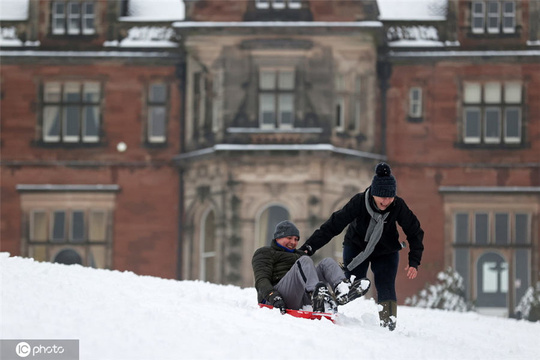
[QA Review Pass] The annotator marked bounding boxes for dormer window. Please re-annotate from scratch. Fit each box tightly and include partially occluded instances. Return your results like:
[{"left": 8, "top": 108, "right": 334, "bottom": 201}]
[
  {"left": 52, "top": 1, "right": 96, "bottom": 35},
  {"left": 471, "top": 1, "right": 515, "bottom": 35}
]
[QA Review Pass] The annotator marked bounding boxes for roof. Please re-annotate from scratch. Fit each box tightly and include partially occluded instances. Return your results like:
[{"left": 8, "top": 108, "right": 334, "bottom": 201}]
[
  {"left": 120, "top": 0, "right": 185, "bottom": 22},
  {"left": 0, "top": 0, "right": 29, "bottom": 21},
  {"left": 377, "top": 0, "right": 447, "bottom": 21}
]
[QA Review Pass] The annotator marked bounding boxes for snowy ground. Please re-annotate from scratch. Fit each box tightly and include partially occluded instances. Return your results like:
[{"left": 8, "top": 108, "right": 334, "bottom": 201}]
[{"left": 1, "top": 252, "right": 538, "bottom": 360}]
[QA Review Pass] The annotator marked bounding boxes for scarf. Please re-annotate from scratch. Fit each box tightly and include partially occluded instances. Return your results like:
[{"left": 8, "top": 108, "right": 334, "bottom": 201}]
[{"left": 346, "top": 189, "right": 389, "bottom": 271}]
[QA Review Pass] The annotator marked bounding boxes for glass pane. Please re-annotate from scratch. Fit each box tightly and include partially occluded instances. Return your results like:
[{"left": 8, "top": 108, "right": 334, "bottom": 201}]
[
  {"left": 71, "top": 210, "right": 85, "bottom": 242},
  {"left": 64, "top": 82, "right": 81, "bottom": 102},
  {"left": 68, "top": 2, "right": 80, "bottom": 34},
  {"left": 31, "top": 211, "right": 48, "bottom": 242},
  {"left": 260, "top": 71, "right": 276, "bottom": 90},
  {"left": 278, "top": 94, "right": 294, "bottom": 127},
  {"left": 259, "top": 94, "right": 275, "bottom": 126},
  {"left": 505, "top": 107, "right": 520, "bottom": 140},
  {"left": 504, "top": 82, "right": 521, "bottom": 103},
  {"left": 204, "top": 257, "right": 216, "bottom": 283},
  {"left": 51, "top": 210, "right": 65, "bottom": 242},
  {"left": 464, "top": 108, "right": 481, "bottom": 141},
  {"left": 44, "top": 82, "right": 61, "bottom": 102},
  {"left": 30, "top": 245, "right": 48, "bottom": 261},
  {"left": 455, "top": 213, "right": 469, "bottom": 244},
  {"left": 454, "top": 248, "right": 470, "bottom": 298},
  {"left": 515, "top": 214, "right": 529, "bottom": 244},
  {"left": 485, "top": 107, "right": 501, "bottom": 141},
  {"left": 83, "top": 82, "right": 100, "bottom": 102},
  {"left": 475, "top": 213, "right": 488, "bottom": 245},
  {"left": 515, "top": 249, "right": 529, "bottom": 303},
  {"left": 54, "top": 2, "right": 65, "bottom": 15},
  {"left": 43, "top": 106, "right": 61, "bottom": 141},
  {"left": 54, "top": 249, "right": 82, "bottom": 265},
  {"left": 150, "top": 84, "right": 167, "bottom": 103},
  {"left": 484, "top": 82, "right": 501, "bottom": 103},
  {"left": 64, "top": 106, "right": 80, "bottom": 140},
  {"left": 83, "top": 106, "right": 99, "bottom": 140},
  {"left": 89, "top": 245, "right": 106, "bottom": 268},
  {"left": 495, "top": 213, "right": 509, "bottom": 245},
  {"left": 473, "top": 2, "right": 484, "bottom": 14},
  {"left": 204, "top": 211, "right": 215, "bottom": 253},
  {"left": 483, "top": 262, "right": 508, "bottom": 293},
  {"left": 89, "top": 211, "right": 107, "bottom": 242},
  {"left": 149, "top": 106, "right": 166, "bottom": 141},
  {"left": 464, "top": 83, "right": 481, "bottom": 103},
  {"left": 278, "top": 70, "right": 294, "bottom": 90}
]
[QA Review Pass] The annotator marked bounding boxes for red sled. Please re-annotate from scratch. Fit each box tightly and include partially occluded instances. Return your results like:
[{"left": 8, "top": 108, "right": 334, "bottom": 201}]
[{"left": 259, "top": 303, "right": 336, "bottom": 322}]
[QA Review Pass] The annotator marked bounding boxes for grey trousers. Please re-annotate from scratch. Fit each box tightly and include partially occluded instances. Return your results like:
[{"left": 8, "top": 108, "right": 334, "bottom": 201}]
[{"left": 274, "top": 256, "right": 346, "bottom": 310}]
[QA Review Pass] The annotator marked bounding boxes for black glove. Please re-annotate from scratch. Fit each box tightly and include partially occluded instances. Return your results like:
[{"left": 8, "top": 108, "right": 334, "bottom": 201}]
[
  {"left": 267, "top": 291, "right": 286, "bottom": 314},
  {"left": 298, "top": 244, "right": 314, "bottom": 256}
]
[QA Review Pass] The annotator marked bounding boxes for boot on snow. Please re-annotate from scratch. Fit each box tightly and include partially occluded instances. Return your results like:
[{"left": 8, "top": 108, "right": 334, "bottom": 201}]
[{"left": 379, "top": 300, "right": 397, "bottom": 331}]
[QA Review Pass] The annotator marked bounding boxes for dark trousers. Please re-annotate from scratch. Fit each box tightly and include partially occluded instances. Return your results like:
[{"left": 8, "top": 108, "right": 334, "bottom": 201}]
[{"left": 343, "top": 245, "right": 399, "bottom": 302}]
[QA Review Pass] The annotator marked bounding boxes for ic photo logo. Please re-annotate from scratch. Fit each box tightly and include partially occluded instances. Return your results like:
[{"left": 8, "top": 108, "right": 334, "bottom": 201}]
[{"left": 15, "top": 342, "right": 31, "bottom": 358}]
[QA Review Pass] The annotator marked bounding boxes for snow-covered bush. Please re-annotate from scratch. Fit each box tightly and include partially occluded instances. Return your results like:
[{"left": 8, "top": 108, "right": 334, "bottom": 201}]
[
  {"left": 405, "top": 267, "right": 471, "bottom": 312},
  {"left": 515, "top": 282, "right": 540, "bottom": 322}
]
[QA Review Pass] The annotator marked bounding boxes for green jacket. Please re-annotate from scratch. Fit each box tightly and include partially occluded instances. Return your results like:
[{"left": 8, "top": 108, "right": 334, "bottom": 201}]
[{"left": 252, "top": 240, "right": 305, "bottom": 303}]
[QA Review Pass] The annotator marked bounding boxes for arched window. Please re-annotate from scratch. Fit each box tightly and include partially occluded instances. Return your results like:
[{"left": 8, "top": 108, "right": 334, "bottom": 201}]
[
  {"left": 200, "top": 209, "right": 217, "bottom": 283},
  {"left": 53, "top": 248, "right": 83, "bottom": 265},
  {"left": 257, "top": 205, "right": 290, "bottom": 247},
  {"left": 476, "top": 252, "right": 508, "bottom": 307}
]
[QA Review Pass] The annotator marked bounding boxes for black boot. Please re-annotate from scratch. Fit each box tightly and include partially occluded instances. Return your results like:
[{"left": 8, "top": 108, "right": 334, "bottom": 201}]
[
  {"left": 312, "top": 282, "right": 337, "bottom": 313},
  {"left": 379, "top": 300, "right": 397, "bottom": 331}
]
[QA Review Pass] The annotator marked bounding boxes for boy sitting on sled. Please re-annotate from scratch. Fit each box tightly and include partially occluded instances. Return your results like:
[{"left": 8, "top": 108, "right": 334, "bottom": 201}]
[{"left": 252, "top": 220, "right": 370, "bottom": 313}]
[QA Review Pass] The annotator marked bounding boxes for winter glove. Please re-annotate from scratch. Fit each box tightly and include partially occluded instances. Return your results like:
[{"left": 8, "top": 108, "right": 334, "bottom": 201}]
[
  {"left": 267, "top": 291, "right": 286, "bottom": 314},
  {"left": 298, "top": 244, "right": 314, "bottom": 256}
]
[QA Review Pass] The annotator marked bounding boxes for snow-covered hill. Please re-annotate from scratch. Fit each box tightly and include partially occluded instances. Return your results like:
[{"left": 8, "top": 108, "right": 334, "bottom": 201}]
[{"left": 1, "top": 253, "right": 538, "bottom": 360}]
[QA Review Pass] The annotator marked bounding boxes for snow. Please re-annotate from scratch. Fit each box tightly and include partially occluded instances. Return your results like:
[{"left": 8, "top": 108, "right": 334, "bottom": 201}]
[
  {"left": 120, "top": 0, "right": 185, "bottom": 22},
  {"left": 377, "top": 0, "right": 447, "bottom": 21},
  {"left": 1, "top": 253, "right": 539, "bottom": 360},
  {"left": 0, "top": 0, "right": 28, "bottom": 21}
]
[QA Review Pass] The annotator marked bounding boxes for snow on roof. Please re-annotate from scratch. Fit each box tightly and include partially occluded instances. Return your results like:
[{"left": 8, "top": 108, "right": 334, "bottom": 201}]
[
  {"left": 173, "top": 21, "right": 383, "bottom": 28},
  {"left": 120, "top": 0, "right": 185, "bottom": 22},
  {"left": 0, "top": 0, "right": 29, "bottom": 21},
  {"left": 377, "top": 0, "right": 447, "bottom": 21}
]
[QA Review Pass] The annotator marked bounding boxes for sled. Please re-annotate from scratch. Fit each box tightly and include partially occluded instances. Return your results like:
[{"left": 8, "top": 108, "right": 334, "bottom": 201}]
[{"left": 259, "top": 303, "right": 336, "bottom": 322}]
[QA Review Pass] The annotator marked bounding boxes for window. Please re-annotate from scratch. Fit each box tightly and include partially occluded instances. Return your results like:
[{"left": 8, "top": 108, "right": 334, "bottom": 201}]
[
  {"left": 335, "top": 97, "right": 345, "bottom": 132},
  {"left": 454, "top": 211, "right": 531, "bottom": 246},
  {"left": 450, "top": 206, "right": 534, "bottom": 314},
  {"left": 212, "top": 70, "right": 224, "bottom": 133},
  {"left": 258, "top": 69, "right": 295, "bottom": 129},
  {"left": 147, "top": 83, "right": 168, "bottom": 143},
  {"left": 462, "top": 81, "right": 522, "bottom": 145},
  {"left": 42, "top": 81, "right": 101, "bottom": 144},
  {"left": 353, "top": 76, "right": 362, "bottom": 132},
  {"left": 52, "top": 1, "right": 96, "bottom": 35},
  {"left": 257, "top": 205, "right": 290, "bottom": 248},
  {"left": 255, "top": 0, "right": 300, "bottom": 9},
  {"left": 200, "top": 209, "right": 217, "bottom": 283},
  {"left": 471, "top": 1, "right": 515, "bottom": 34},
  {"left": 409, "top": 87, "right": 423, "bottom": 119},
  {"left": 22, "top": 190, "right": 115, "bottom": 269}
]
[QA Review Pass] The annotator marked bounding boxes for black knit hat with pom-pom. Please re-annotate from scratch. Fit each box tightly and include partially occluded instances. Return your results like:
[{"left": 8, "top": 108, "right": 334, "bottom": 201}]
[{"left": 371, "top": 163, "right": 396, "bottom": 197}]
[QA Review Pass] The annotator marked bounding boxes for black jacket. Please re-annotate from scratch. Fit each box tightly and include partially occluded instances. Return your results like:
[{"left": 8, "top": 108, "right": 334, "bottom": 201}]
[
  {"left": 300, "top": 188, "right": 424, "bottom": 268},
  {"left": 252, "top": 240, "right": 305, "bottom": 303}
]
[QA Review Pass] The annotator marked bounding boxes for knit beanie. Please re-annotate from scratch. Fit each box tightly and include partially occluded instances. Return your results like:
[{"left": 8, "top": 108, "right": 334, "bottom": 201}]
[
  {"left": 371, "top": 163, "right": 397, "bottom": 197},
  {"left": 273, "top": 220, "right": 300, "bottom": 240}
]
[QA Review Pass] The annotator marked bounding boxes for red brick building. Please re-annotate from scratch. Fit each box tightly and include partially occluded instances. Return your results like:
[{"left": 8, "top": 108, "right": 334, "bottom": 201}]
[
  {"left": 0, "top": 0, "right": 184, "bottom": 278},
  {"left": 1, "top": 0, "right": 539, "bottom": 317}
]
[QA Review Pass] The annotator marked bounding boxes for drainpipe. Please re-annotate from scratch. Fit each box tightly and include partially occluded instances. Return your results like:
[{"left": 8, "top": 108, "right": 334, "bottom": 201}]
[
  {"left": 377, "top": 60, "right": 392, "bottom": 155},
  {"left": 176, "top": 56, "right": 187, "bottom": 280}
]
